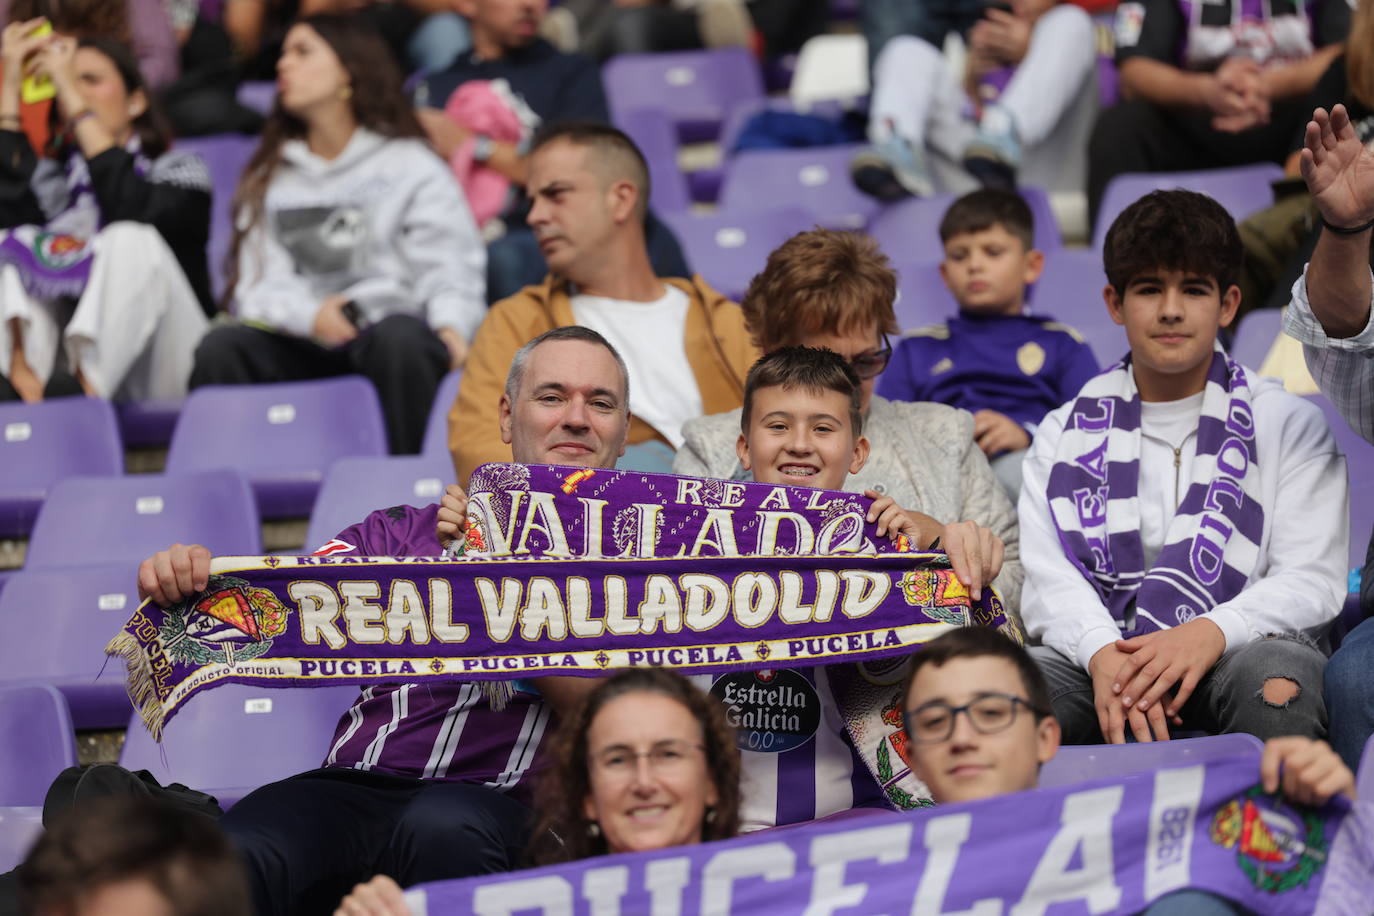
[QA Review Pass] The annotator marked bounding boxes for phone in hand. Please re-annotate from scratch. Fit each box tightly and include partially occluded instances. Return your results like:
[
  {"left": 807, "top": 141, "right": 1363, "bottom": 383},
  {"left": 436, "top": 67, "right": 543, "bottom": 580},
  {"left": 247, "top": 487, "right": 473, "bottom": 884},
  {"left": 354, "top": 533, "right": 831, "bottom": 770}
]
[
  {"left": 19, "top": 20, "right": 55, "bottom": 104},
  {"left": 340, "top": 300, "right": 368, "bottom": 332}
]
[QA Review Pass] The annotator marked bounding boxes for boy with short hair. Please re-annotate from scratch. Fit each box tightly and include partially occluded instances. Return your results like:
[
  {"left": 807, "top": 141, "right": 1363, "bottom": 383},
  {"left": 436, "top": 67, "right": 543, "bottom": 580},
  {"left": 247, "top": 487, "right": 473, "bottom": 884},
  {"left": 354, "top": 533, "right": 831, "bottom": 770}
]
[
  {"left": 711, "top": 345, "right": 1005, "bottom": 829},
  {"left": 880, "top": 189, "right": 1100, "bottom": 496},
  {"left": 1018, "top": 189, "right": 1348, "bottom": 747}
]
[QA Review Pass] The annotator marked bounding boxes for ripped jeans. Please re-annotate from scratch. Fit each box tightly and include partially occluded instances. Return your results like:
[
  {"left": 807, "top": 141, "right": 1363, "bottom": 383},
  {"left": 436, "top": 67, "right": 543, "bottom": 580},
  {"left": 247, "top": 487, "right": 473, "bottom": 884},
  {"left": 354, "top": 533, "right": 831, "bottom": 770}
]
[{"left": 1031, "top": 636, "right": 1328, "bottom": 745}]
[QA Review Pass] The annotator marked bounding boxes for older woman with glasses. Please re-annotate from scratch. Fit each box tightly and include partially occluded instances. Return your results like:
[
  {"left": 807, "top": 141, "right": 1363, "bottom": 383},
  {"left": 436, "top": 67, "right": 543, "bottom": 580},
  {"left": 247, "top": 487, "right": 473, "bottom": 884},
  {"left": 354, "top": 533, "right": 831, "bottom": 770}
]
[
  {"left": 674, "top": 228, "right": 1023, "bottom": 612},
  {"left": 334, "top": 670, "right": 740, "bottom": 914}
]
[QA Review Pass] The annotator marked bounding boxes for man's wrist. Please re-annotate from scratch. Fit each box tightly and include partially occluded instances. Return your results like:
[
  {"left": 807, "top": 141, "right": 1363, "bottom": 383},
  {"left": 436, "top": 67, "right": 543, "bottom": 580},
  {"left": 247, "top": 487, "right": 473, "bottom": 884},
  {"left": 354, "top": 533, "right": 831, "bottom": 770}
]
[{"left": 1319, "top": 213, "right": 1374, "bottom": 235}]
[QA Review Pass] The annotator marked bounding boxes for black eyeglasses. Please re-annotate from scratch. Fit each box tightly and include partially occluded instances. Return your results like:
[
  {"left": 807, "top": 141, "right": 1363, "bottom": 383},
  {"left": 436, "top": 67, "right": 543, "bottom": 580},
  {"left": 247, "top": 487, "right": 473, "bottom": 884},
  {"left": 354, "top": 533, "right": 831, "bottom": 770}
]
[
  {"left": 848, "top": 336, "right": 892, "bottom": 380},
  {"left": 902, "top": 694, "right": 1046, "bottom": 744}
]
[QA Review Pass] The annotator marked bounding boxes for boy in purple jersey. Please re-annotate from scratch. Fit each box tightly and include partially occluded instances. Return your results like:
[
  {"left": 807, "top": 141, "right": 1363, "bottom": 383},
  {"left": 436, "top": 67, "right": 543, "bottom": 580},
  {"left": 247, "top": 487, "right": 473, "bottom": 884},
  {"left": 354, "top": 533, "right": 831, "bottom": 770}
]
[
  {"left": 135, "top": 325, "right": 633, "bottom": 916},
  {"left": 880, "top": 189, "right": 1099, "bottom": 498}
]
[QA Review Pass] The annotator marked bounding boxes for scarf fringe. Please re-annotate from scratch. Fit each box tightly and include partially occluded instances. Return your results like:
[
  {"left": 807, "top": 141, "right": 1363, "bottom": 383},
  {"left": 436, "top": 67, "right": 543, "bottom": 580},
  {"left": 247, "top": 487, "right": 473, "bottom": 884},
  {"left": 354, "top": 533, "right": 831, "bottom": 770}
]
[{"left": 105, "top": 630, "right": 166, "bottom": 741}]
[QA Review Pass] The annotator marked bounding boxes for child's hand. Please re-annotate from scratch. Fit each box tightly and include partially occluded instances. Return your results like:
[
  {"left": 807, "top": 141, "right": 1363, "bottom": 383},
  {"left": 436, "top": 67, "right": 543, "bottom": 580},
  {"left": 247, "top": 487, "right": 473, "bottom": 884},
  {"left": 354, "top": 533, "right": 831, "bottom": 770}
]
[
  {"left": 1260, "top": 737, "right": 1357, "bottom": 805},
  {"left": 862, "top": 491, "right": 924, "bottom": 540},
  {"left": 436, "top": 483, "right": 469, "bottom": 549},
  {"left": 1111, "top": 618, "right": 1226, "bottom": 720},
  {"left": 972, "top": 410, "right": 1030, "bottom": 458},
  {"left": 968, "top": 9, "right": 1032, "bottom": 65}
]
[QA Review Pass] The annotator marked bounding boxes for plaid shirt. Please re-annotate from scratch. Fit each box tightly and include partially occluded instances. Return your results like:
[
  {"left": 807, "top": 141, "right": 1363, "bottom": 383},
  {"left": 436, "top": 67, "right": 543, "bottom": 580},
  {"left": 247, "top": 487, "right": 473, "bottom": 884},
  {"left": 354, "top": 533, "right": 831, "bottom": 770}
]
[{"left": 1284, "top": 265, "right": 1374, "bottom": 445}]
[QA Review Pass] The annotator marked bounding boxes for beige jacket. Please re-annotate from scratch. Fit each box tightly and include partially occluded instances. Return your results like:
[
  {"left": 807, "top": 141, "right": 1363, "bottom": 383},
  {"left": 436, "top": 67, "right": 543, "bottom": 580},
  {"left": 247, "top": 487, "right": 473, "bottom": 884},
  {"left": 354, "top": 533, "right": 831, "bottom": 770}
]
[{"left": 449, "top": 273, "right": 758, "bottom": 484}]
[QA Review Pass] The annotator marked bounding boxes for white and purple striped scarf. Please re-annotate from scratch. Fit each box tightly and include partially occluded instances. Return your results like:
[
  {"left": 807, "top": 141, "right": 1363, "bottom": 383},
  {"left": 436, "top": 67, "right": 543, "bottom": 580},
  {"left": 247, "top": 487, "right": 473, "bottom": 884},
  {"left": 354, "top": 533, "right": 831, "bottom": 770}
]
[{"left": 1045, "top": 344, "right": 1263, "bottom": 636}]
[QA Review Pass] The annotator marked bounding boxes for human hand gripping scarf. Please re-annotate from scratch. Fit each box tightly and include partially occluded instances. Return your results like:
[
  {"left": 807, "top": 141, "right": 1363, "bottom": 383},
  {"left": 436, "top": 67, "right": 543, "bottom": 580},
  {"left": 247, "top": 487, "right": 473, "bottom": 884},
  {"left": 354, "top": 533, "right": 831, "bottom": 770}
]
[{"left": 1044, "top": 343, "right": 1263, "bottom": 634}]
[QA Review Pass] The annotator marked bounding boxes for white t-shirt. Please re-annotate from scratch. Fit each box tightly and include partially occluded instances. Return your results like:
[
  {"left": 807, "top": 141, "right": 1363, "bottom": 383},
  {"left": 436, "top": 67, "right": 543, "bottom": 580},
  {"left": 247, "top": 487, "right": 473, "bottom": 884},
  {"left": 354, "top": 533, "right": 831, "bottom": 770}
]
[
  {"left": 1138, "top": 391, "right": 1204, "bottom": 569},
  {"left": 571, "top": 286, "right": 704, "bottom": 448}
]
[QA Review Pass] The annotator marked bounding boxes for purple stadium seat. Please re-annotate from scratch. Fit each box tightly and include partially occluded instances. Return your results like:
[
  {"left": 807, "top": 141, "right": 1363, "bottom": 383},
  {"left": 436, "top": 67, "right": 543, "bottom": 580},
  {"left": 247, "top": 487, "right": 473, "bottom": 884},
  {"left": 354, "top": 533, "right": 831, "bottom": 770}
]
[
  {"left": 422, "top": 369, "right": 464, "bottom": 458},
  {"left": 660, "top": 207, "right": 811, "bottom": 301},
  {"left": 120, "top": 684, "right": 362, "bottom": 809},
  {"left": 165, "top": 377, "right": 388, "bottom": 518},
  {"left": 0, "top": 398, "right": 122, "bottom": 539},
  {"left": 0, "top": 685, "right": 78, "bottom": 806},
  {"left": 1038, "top": 733, "right": 1263, "bottom": 789},
  {"left": 0, "top": 565, "right": 141, "bottom": 729},
  {"left": 719, "top": 144, "right": 880, "bottom": 231},
  {"left": 0, "top": 807, "right": 42, "bottom": 872},
  {"left": 615, "top": 108, "right": 691, "bottom": 214},
  {"left": 1092, "top": 163, "right": 1285, "bottom": 250},
  {"left": 1306, "top": 395, "right": 1374, "bottom": 575},
  {"left": 235, "top": 80, "right": 277, "bottom": 116},
  {"left": 1032, "top": 249, "right": 1125, "bottom": 366},
  {"left": 302, "top": 454, "right": 454, "bottom": 553},
  {"left": 116, "top": 398, "right": 183, "bottom": 450},
  {"left": 25, "top": 469, "right": 261, "bottom": 570},
  {"left": 1229, "top": 307, "right": 1283, "bottom": 370},
  {"left": 174, "top": 134, "right": 257, "bottom": 300},
  {"left": 603, "top": 48, "right": 764, "bottom": 144},
  {"left": 890, "top": 261, "right": 957, "bottom": 332},
  {"left": 868, "top": 186, "right": 1063, "bottom": 266}
]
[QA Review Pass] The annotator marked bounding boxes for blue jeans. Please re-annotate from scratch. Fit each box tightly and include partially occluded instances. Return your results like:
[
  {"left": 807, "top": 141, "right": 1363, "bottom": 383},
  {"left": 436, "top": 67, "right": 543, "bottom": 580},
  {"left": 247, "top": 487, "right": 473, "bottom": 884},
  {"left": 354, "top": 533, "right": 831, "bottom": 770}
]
[
  {"left": 862, "top": 0, "right": 983, "bottom": 62},
  {"left": 1142, "top": 890, "right": 1241, "bottom": 915},
  {"left": 407, "top": 12, "right": 471, "bottom": 74},
  {"left": 1325, "top": 615, "right": 1374, "bottom": 772}
]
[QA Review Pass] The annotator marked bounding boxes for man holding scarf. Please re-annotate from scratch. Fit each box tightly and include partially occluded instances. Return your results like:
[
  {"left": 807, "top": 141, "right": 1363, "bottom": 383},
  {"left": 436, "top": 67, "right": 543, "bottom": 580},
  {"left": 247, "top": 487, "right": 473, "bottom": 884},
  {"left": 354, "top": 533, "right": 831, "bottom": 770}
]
[{"left": 1018, "top": 189, "right": 1348, "bottom": 747}]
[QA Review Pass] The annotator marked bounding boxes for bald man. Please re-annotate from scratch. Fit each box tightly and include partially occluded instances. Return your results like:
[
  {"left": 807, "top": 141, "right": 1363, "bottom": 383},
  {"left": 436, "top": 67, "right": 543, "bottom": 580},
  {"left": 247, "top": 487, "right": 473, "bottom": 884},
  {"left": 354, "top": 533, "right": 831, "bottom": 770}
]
[{"left": 448, "top": 122, "right": 756, "bottom": 484}]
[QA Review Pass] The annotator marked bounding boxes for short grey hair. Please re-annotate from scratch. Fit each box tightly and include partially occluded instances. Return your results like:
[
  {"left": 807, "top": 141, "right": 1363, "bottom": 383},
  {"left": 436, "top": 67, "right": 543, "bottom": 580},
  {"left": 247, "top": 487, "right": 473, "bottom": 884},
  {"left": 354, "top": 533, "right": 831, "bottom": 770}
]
[{"left": 504, "top": 325, "right": 631, "bottom": 407}]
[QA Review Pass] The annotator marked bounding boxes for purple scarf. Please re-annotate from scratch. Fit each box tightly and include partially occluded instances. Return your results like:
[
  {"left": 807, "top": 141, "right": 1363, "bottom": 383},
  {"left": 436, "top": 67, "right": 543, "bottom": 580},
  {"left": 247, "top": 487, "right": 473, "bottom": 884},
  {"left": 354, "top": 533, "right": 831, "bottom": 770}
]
[
  {"left": 1044, "top": 346, "right": 1263, "bottom": 636},
  {"left": 109, "top": 465, "right": 1014, "bottom": 739}
]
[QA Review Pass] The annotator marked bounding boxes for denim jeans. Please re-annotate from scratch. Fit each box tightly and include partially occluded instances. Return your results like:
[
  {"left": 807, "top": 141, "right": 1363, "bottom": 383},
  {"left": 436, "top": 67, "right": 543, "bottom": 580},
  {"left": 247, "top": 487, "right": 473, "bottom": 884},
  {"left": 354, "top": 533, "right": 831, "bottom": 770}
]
[
  {"left": 1030, "top": 636, "right": 1328, "bottom": 745},
  {"left": 1324, "top": 615, "right": 1374, "bottom": 772},
  {"left": 861, "top": 0, "right": 984, "bottom": 62}
]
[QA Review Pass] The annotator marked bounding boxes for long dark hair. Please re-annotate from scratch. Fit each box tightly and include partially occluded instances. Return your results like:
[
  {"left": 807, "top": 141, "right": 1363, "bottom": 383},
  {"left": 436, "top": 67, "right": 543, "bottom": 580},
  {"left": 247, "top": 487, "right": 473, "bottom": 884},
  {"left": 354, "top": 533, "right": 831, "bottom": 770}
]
[
  {"left": 64, "top": 37, "right": 172, "bottom": 159},
  {"left": 6, "top": 0, "right": 130, "bottom": 42},
  {"left": 222, "top": 13, "right": 426, "bottom": 309},
  {"left": 527, "top": 669, "right": 742, "bottom": 866}
]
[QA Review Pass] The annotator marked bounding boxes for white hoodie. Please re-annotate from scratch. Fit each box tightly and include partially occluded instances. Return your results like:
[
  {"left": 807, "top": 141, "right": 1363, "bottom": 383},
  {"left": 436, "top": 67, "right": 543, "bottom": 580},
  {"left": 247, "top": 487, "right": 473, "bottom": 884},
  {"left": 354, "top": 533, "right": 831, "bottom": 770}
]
[
  {"left": 232, "top": 128, "right": 486, "bottom": 340},
  {"left": 1019, "top": 370, "right": 1349, "bottom": 671}
]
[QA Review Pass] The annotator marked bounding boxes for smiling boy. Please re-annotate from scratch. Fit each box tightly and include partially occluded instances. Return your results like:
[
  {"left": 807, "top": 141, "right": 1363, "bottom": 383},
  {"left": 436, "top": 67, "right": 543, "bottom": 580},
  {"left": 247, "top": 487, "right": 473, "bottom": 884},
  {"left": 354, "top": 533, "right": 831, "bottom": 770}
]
[{"left": 1018, "top": 190, "right": 1348, "bottom": 747}]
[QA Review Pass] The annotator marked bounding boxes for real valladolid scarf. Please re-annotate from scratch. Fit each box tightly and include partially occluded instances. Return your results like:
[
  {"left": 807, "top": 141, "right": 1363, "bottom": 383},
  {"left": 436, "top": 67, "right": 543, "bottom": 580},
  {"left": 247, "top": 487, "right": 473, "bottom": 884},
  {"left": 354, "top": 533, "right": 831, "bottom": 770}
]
[
  {"left": 109, "top": 464, "right": 1016, "bottom": 810},
  {"left": 1045, "top": 345, "right": 1262, "bottom": 634}
]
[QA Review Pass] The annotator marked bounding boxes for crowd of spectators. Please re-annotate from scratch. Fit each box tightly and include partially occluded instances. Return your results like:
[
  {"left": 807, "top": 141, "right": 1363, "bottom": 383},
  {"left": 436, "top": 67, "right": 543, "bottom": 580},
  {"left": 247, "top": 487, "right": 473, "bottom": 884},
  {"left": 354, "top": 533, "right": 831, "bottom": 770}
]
[{"left": 1, "top": 0, "right": 1373, "bottom": 913}]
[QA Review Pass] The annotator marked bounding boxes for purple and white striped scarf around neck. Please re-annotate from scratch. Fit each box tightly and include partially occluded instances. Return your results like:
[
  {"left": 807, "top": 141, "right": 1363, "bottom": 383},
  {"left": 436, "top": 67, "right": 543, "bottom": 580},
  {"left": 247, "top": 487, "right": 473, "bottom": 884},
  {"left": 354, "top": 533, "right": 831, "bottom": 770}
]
[{"left": 1044, "top": 344, "right": 1263, "bottom": 637}]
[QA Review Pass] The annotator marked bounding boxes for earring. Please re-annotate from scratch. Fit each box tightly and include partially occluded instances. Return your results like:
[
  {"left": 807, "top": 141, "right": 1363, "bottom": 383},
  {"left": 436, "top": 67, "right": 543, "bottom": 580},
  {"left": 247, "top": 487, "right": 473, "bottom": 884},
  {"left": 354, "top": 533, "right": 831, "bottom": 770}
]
[
  {"left": 704, "top": 807, "right": 716, "bottom": 824},
  {"left": 587, "top": 821, "right": 600, "bottom": 838},
  {"left": 339, "top": 85, "right": 353, "bottom": 101}
]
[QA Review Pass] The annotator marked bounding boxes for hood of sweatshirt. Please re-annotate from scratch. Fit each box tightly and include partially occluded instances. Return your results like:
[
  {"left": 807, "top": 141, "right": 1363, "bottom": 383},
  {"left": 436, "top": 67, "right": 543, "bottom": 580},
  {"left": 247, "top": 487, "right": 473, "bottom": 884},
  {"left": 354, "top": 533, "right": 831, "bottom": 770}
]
[{"left": 279, "top": 127, "right": 394, "bottom": 177}]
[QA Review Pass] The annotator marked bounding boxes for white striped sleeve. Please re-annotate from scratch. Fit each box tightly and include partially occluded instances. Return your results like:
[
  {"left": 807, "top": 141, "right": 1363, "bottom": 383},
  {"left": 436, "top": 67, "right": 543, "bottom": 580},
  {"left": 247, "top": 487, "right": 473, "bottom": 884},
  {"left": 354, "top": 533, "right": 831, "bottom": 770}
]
[{"left": 1285, "top": 265, "right": 1374, "bottom": 444}]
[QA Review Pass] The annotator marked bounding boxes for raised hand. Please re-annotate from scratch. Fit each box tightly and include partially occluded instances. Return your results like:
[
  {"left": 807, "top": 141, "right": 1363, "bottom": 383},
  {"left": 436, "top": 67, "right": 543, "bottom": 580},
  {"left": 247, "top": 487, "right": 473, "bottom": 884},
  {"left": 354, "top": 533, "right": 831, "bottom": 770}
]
[{"left": 1300, "top": 105, "right": 1374, "bottom": 230}]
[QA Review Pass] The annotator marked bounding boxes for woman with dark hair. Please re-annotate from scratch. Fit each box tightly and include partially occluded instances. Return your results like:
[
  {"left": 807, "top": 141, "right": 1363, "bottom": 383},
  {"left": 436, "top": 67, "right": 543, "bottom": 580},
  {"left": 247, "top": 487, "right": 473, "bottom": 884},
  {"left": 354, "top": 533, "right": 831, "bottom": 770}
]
[
  {"left": 191, "top": 13, "right": 485, "bottom": 454},
  {"left": 0, "top": 23, "right": 210, "bottom": 402},
  {"left": 334, "top": 669, "right": 742, "bottom": 915}
]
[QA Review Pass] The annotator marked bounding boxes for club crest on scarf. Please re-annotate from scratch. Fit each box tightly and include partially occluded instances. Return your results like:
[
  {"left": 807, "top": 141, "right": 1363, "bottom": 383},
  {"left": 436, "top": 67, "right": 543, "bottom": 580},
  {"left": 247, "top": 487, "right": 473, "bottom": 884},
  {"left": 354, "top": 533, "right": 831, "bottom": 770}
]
[
  {"left": 158, "top": 575, "right": 290, "bottom": 666},
  {"left": 1209, "top": 786, "right": 1330, "bottom": 893}
]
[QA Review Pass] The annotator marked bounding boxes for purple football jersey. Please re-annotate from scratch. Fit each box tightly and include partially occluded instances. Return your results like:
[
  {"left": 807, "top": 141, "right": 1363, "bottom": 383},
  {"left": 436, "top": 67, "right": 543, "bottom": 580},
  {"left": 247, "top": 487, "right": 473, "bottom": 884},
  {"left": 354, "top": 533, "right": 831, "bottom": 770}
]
[{"left": 316, "top": 504, "right": 549, "bottom": 800}]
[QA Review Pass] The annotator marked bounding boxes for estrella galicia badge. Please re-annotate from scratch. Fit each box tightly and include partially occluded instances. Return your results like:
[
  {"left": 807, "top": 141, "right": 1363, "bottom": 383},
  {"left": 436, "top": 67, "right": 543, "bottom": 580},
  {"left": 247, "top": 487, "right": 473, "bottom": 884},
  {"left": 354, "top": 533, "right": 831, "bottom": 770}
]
[
  {"left": 159, "top": 575, "right": 290, "bottom": 667},
  {"left": 1208, "top": 787, "right": 1330, "bottom": 893},
  {"left": 711, "top": 669, "right": 821, "bottom": 754}
]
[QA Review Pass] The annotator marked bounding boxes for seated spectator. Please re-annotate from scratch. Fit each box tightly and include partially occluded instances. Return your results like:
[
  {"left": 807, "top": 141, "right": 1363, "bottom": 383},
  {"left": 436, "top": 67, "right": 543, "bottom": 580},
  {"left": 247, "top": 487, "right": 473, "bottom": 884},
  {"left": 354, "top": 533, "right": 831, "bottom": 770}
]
[
  {"left": 850, "top": 0, "right": 1097, "bottom": 198},
  {"left": 2, "top": 0, "right": 178, "bottom": 92},
  {"left": 190, "top": 13, "right": 485, "bottom": 455},
  {"left": 1087, "top": 0, "right": 1349, "bottom": 230},
  {"left": 674, "top": 228, "right": 1024, "bottom": 611},
  {"left": 545, "top": 0, "right": 751, "bottom": 61},
  {"left": 1019, "top": 189, "right": 1347, "bottom": 746},
  {"left": 0, "top": 29, "right": 209, "bottom": 402},
  {"left": 449, "top": 121, "right": 754, "bottom": 483},
  {"left": 335, "top": 668, "right": 742, "bottom": 913},
  {"left": 904, "top": 626, "right": 1357, "bottom": 915},
  {"left": 413, "top": 0, "right": 689, "bottom": 302},
  {"left": 1283, "top": 102, "right": 1374, "bottom": 773},
  {"left": 18, "top": 795, "right": 251, "bottom": 916},
  {"left": 879, "top": 189, "right": 1099, "bottom": 498}
]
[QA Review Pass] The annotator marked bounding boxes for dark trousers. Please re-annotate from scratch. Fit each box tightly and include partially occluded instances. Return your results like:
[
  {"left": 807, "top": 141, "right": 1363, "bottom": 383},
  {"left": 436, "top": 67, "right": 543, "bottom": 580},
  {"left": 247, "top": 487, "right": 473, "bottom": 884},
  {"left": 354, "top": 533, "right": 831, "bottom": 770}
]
[
  {"left": 1086, "top": 98, "right": 1308, "bottom": 234},
  {"left": 189, "top": 314, "right": 448, "bottom": 454},
  {"left": 220, "top": 768, "right": 532, "bottom": 916}
]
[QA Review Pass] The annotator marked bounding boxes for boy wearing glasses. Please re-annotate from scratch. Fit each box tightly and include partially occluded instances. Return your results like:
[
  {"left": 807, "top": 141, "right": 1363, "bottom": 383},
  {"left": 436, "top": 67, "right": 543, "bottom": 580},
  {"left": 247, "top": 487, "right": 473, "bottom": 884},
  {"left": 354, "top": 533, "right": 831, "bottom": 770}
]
[
  {"left": 880, "top": 189, "right": 1099, "bottom": 498},
  {"left": 902, "top": 627, "right": 1355, "bottom": 915}
]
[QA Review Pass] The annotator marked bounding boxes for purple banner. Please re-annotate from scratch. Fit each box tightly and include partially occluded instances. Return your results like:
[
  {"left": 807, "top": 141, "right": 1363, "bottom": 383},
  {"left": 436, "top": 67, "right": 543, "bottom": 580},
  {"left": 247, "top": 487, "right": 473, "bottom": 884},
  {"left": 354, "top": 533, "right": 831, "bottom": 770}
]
[
  {"left": 412, "top": 755, "right": 1374, "bottom": 915},
  {"left": 109, "top": 466, "right": 1013, "bottom": 738}
]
